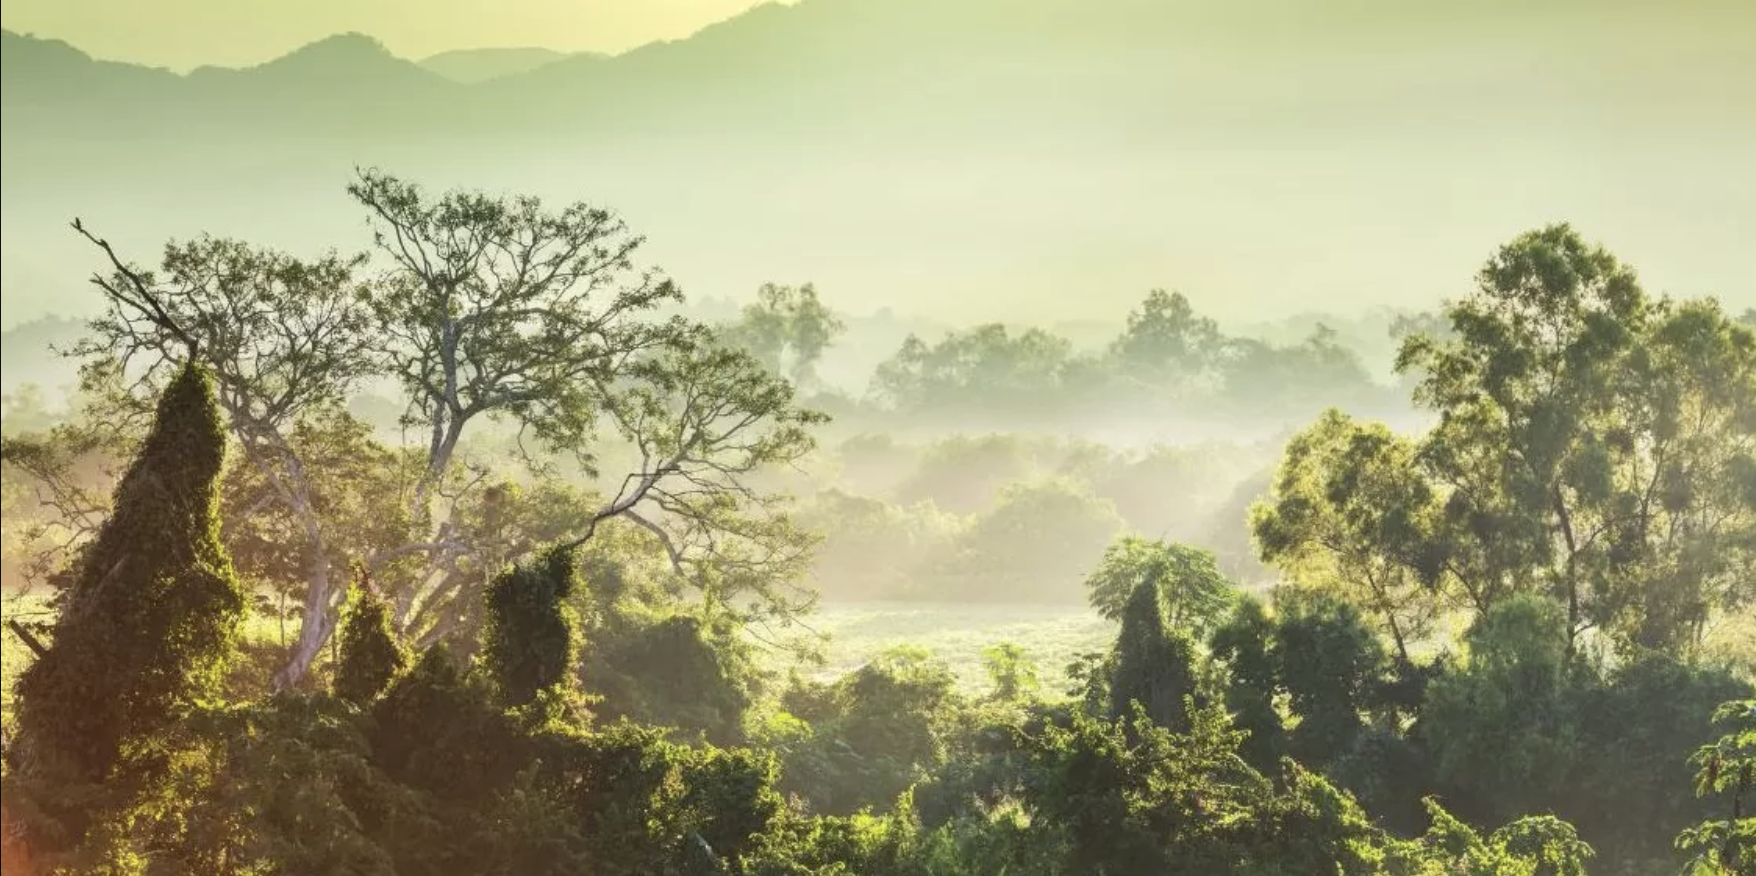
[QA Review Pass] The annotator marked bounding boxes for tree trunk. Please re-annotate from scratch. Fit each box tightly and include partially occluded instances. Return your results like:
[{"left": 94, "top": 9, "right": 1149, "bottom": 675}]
[
  {"left": 274, "top": 555, "right": 339, "bottom": 691},
  {"left": 272, "top": 490, "right": 340, "bottom": 691},
  {"left": 1386, "top": 612, "right": 1411, "bottom": 666},
  {"left": 1552, "top": 485, "right": 1582, "bottom": 657}
]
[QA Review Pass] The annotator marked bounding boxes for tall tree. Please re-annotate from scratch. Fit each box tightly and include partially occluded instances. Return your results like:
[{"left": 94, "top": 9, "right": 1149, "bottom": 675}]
[
  {"left": 1399, "top": 224, "right": 1756, "bottom": 654},
  {"left": 721, "top": 282, "right": 846, "bottom": 388},
  {"left": 1084, "top": 535, "right": 1236, "bottom": 637},
  {"left": 66, "top": 222, "right": 379, "bottom": 689},
  {"left": 1398, "top": 223, "right": 1647, "bottom": 650},
  {"left": 1251, "top": 409, "right": 1446, "bottom": 662},
  {"left": 1107, "top": 289, "right": 1223, "bottom": 392},
  {"left": 348, "top": 167, "right": 686, "bottom": 505},
  {"left": 13, "top": 363, "right": 245, "bottom": 791},
  {"left": 482, "top": 545, "right": 582, "bottom": 708},
  {"left": 1108, "top": 573, "right": 1203, "bottom": 733},
  {"left": 1598, "top": 299, "right": 1756, "bottom": 652},
  {"left": 349, "top": 171, "right": 826, "bottom": 649}
]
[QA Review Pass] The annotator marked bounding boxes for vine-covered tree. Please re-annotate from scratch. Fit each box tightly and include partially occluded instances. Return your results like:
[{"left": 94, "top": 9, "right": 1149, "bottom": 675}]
[
  {"left": 333, "top": 571, "right": 410, "bottom": 706},
  {"left": 11, "top": 363, "right": 245, "bottom": 833},
  {"left": 65, "top": 221, "right": 380, "bottom": 691},
  {"left": 1107, "top": 572, "right": 1203, "bottom": 733},
  {"left": 482, "top": 545, "right": 582, "bottom": 708},
  {"left": 1207, "top": 597, "right": 1286, "bottom": 771}
]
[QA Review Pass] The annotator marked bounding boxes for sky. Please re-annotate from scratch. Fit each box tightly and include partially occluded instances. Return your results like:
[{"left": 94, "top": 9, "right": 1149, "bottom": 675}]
[{"left": 0, "top": 0, "right": 782, "bottom": 69}]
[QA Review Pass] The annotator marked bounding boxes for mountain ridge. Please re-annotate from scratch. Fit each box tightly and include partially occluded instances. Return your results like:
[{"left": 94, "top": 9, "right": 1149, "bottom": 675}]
[{"left": 1, "top": 0, "right": 1752, "bottom": 330}]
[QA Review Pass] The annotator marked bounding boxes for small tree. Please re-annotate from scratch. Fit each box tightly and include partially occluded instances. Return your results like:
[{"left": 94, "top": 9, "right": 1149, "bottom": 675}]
[
  {"left": 482, "top": 545, "right": 583, "bottom": 709},
  {"left": 1677, "top": 699, "right": 1756, "bottom": 875},
  {"left": 981, "top": 642, "right": 1040, "bottom": 702},
  {"left": 13, "top": 362, "right": 246, "bottom": 786},
  {"left": 334, "top": 570, "right": 410, "bottom": 706}
]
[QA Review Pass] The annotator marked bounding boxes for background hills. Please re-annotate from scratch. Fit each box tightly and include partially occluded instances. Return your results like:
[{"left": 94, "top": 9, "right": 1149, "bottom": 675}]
[{"left": 3, "top": 0, "right": 1753, "bottom": 336}]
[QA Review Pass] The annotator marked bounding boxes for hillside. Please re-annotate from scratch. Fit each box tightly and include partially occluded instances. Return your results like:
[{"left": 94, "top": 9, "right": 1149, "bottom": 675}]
[
  {"left": 417, "top": 46, "right": 579, "bottom": 83},
  {"left": 2, "top": 0, "right": 1753, "bottom": 330}
]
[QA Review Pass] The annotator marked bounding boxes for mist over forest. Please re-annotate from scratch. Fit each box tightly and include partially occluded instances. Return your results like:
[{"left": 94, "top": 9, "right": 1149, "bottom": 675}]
[{"left": 2, "top": 1, "right": 1754, "bottom": 875}]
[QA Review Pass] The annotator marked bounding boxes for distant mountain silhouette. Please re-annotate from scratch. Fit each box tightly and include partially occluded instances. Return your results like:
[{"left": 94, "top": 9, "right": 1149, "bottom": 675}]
[
  {"left": 419, "top": 47, "right": 583, "bottom": 83},
  {"left": 1, "top": 0, "right": 1753, "bottom": 329}
]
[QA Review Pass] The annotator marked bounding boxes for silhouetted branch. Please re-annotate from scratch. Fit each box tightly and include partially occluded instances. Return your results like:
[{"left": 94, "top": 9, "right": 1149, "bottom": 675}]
[
  {"left": 6, "top": 620, "right": 48, "bottom": 660},
  {"left": 71, "top": 218, "right": 200, "bottom": 360}
]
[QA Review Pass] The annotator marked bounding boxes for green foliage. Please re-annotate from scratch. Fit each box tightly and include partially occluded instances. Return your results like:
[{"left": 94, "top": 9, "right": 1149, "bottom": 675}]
[
  {"left": 333, "top": 575, "right": 409, "bottom": 707},
  {"left": 369, "top": 645, "right": 530, "bottom": 808},
  {"left": 1676, "top": 700, "right": 1756, "bottom": 875},
  {"left": 1391, "top": 799, "right": 1594, "bottom": 876},
  {"left": 1273, "top": 589, "right": 1389, "bottom": 768},
  {"left": 584, "top": 613, "right": 757, "bottom": 747},
  {"left": 1252, "top": 408, "right": 1445, "bottom": 661},
  {"left": 221, "top": 410, "right": 418, "bottom": 619},
  {"left": 1208, "top": 597, "right": 1287, "bottom": 771},
  {"left": 722, "top": 282, "right": 847, "bottom": 387},
  {"left": 1083, "top": 535, "right": 1236, "bottom": 634},
  {"left": 1422, "top": 595, "right": 1582, "bottom": 826},
  {"left": 1107, "top": 574, "right": 1204, "bottom": 733},
  {"left": 12, "top": 363, "right": 245, "bottom": 795},
  {"left": 106, "top": 695, "right": 405, "bottom": 876},
  {"left": 482, "top": 545, "right": 583, "bottom": 708},
  {"left": 981, "top": 643, "right": 1039, "bottom": 702},
  {"left": 768, "top": 647, "right": 963, "bottom": 816},
  {"left": 1023, "top": 701, "right": 1389, "bottom": 876},
  {"left": 932, "top": 478, "right": 1124, "bottom": 603},
  {"left": 12, "top": 218, "right": 1754, "bottom": 876}
]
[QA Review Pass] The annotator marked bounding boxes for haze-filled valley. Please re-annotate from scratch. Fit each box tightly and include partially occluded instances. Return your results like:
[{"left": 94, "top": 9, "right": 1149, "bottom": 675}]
[{"left": 2, "top": 1, "right": 1754, "bottom": 874}]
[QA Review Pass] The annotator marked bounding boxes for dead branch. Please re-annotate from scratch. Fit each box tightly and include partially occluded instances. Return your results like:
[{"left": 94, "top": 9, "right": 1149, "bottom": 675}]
[
  {"left": 6, "top": 620, "right": 48, "bottom": 660},
  {"left": 71, "top": 218, "right": 200, "bottom": 359}
]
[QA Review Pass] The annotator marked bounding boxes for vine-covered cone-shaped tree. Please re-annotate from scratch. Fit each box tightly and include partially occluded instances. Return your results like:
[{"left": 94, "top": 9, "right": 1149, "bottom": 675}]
[
  {"left": 1109, "top": 573, "right": 1202, "bottom": 734},
  {"left": 483, "top": 545, "right": 582, "bottom": 709},
  {"left": 334, "top": 572, "right": 410, "bottom": 706},
  {"left": 13, "top": 362, "right": 246, "bottom": 786}
]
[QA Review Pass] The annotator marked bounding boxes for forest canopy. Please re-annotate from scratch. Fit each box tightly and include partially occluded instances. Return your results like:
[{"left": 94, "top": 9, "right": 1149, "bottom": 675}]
[{"left": 1, "top": 180, "right": 1752, "bottom": 875}]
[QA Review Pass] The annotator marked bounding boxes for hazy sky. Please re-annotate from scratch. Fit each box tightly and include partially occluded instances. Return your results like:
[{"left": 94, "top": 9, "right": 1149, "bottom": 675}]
[{"left": 0, "top": 0, "right": 780, "bottom": 68}]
